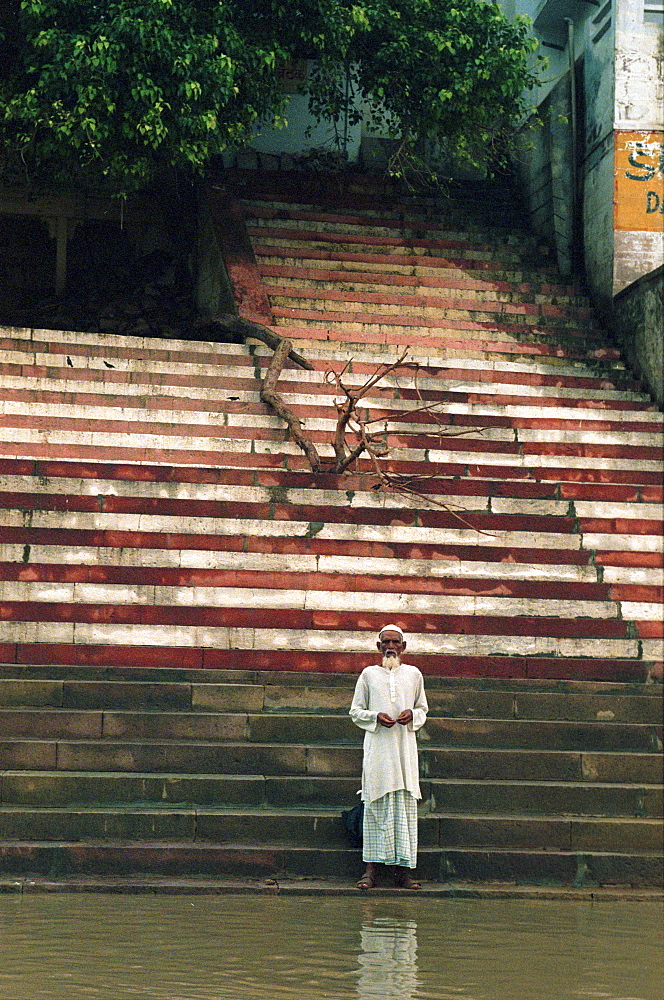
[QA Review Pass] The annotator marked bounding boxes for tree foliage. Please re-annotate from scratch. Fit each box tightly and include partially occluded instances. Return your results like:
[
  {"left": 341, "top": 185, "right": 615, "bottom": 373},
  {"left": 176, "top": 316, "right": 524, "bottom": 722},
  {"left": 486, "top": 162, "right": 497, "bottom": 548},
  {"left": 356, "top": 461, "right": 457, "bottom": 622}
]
[{"left": 0, "top": 0, "right": 540, "bottom": 192}]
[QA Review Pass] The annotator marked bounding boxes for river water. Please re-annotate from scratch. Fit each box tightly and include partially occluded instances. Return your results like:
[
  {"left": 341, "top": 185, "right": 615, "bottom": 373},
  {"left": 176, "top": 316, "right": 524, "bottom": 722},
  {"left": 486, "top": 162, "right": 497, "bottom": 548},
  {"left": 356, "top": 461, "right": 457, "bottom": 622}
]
[{"left": 0, "top": 895, "right": 662, "bottom": 1000}]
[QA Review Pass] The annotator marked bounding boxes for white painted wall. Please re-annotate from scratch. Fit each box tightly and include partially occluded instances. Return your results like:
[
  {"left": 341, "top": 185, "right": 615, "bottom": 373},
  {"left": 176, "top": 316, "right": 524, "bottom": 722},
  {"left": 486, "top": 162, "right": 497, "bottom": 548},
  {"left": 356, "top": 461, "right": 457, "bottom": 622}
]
[
  {"left": 247, "top": 62, "right": 363, "bottom": 163},
  {"left": 250, "top": 93, "right": 362, "bottom": 163},
  {"left": 615, "top": 0, "right": 663, "bottom": 132},
  {"left": 613, "top": 0, "right": 664, "bottom": 294}
]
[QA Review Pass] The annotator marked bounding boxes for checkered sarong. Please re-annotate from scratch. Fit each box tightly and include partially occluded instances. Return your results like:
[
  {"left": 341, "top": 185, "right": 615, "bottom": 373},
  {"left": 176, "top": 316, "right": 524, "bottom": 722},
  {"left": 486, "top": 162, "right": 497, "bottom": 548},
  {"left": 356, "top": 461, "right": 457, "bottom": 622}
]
[{"left": 362, "top": 789, "right": 418, "bottom": 868}]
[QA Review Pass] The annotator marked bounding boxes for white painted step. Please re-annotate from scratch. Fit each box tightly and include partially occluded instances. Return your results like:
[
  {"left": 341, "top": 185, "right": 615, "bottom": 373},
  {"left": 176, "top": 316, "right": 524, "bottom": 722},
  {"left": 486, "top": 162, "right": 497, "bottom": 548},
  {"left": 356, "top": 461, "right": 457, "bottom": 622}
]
[
  {"left": 1, "top": 475, "right": 661, "bottom": 523},
  {"left": 0, "top": 543, "right": 604, "bottom": 583},
  {"left": 0, "top": 620, "right": 645, "bottom": 659}
]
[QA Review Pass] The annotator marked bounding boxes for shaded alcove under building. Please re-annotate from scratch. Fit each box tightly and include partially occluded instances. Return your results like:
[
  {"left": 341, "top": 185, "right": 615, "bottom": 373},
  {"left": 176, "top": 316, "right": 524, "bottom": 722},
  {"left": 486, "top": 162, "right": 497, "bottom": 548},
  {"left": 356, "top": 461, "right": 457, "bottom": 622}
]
[{"left": 0, "top": 189, "right": 198, "bottom": 338}]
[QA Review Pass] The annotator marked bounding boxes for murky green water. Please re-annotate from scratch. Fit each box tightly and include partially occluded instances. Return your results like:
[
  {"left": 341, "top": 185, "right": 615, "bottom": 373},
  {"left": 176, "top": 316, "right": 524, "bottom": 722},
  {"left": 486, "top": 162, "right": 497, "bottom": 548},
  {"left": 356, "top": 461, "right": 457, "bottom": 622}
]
[{"left": 0, "top": 895, "right": 662, "bottom": 1000}]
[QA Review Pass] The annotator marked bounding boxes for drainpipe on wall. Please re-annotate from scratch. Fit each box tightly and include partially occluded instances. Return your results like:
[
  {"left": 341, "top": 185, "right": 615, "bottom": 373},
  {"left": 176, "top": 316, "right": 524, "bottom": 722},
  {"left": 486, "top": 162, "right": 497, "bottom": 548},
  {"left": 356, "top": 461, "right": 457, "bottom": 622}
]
[
  {"left": 566, "top": 19, "right": 577, "bottom": 200},
  {"left": 566, "top": 18, "right": 581, "bottom": 268}
]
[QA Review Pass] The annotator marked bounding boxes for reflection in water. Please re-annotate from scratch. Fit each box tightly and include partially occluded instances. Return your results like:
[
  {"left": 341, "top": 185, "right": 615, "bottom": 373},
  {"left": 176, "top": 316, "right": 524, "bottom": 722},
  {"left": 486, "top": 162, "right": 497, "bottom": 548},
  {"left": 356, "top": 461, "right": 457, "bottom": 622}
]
[
  {"left": 0, "top": 895, "right": 661, "bottom": 1000},
  {"left": 357, "top": 910, "right": 419, "bottom": 999}
]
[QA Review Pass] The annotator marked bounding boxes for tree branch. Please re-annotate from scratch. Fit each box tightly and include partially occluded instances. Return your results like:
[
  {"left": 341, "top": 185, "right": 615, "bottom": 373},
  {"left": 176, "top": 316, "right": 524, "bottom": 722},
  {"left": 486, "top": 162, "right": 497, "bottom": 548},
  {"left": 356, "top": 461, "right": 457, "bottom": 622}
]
[
  {"left": 198, "top": 315, "right": 314, "bottom": 371},
  {"left": 260, "top": 336, "right": 322, "bottom": 472}
]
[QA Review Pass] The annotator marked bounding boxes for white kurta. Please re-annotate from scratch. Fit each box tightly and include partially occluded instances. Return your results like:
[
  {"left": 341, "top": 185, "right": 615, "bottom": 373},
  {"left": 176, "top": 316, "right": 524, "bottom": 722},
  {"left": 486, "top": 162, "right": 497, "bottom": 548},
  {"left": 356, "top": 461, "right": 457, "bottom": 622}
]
[{"left": 349, "top": 663, "right": 428, "bottom": 804}]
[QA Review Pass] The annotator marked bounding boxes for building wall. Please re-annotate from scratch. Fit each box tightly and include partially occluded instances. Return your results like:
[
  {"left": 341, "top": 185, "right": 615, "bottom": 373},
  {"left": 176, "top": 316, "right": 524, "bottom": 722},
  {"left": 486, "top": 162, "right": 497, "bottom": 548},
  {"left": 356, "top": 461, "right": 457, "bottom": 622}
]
[
  {"left": 245, "top": 61, "right": 363, "bottom": 164},
  {"left": 507, "top": 2, "right": 615, "bottom": 297},
  {"left": 613, "top": 0, "right": 664, "bottom": 294},
  {"left": 613, "top": 264, "right": 664, "bottom": 405},
  {"left": 580, "top": 4, "right": 616, "bottom": 315},
  {"left": 505, "top": 0, "right": 663, "bottom": 322}
]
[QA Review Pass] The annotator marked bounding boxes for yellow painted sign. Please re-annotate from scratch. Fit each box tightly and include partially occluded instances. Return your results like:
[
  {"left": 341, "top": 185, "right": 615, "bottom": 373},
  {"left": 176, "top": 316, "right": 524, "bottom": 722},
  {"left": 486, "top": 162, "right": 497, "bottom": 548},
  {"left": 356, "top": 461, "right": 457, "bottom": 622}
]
[{"left": 614, "top": 131, "right": 664, "bottom": 232}]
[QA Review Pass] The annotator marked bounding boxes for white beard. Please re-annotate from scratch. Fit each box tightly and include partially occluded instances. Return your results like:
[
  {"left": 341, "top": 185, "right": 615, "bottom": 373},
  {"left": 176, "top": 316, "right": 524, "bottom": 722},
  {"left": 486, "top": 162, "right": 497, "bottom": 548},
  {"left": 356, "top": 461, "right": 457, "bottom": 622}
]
[{"left": 382, "top": 653, "right": 401, "bottom": 670}]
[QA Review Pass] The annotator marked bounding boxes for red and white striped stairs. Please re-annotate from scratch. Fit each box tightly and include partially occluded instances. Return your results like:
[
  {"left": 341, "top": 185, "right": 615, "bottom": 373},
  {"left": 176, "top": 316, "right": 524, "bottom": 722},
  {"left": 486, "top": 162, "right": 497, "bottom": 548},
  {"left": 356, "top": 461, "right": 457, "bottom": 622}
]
[{"left": 0, "top": 170, "right": 661, "bottom": 888}]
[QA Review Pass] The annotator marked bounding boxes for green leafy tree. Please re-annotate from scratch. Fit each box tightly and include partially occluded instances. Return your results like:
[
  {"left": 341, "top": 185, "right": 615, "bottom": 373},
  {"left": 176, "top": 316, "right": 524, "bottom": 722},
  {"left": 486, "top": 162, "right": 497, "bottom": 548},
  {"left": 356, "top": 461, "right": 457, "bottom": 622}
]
[{"left": 0, "top": 0, "right": 540, "bottom": 192}]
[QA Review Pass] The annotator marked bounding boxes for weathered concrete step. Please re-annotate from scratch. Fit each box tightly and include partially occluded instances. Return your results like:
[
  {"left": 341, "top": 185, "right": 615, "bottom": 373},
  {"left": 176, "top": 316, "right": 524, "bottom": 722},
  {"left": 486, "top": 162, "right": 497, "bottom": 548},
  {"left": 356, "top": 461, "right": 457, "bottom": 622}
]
[
  {"left": 3, "top": 590, "right": 661, "bottom": 648},
  {"left": 238, "top": 183, "right": 526, "bottom": 209},
  {"left": 266, "top": 292, "right": 597, "bottom": 333},
  {"left": 253, "top": 251, "right": 566, "bottom": 288},
  {"left": 3, "top": 661, "right": 659, "bottom": 692},
  {"left": 12, "top": 388, "right": 664, "bottom": 441},
  {"left": 0, "top": 739, "right": 344, "bottom": 775},
  {"left": 1, "top": 456, "right": 661, "bottom": 505},
  {"left": 15, "top": 375, "right": 635, "bottom": 420},
  {"left": 0, "top": 626, "right": 655, "bottom": 675},
  {"left": 0, "top": 607, "right": 655, "bottom": 656},
  {"left": 8, "top": 396, "right": 662, "bottom": 449},
  {"left": 271, "top": 324, "right": 634, "bottom": 368},
  {"left": 240, "top": 192, "right": 533, "bottom": 224},
  {"left": 4, "top": 422, "right": 662, "bottom": 477},
  {"left": 9, "top": 386, "right": 656, "bottom": 443},
  {"left": 238, "top": 182, "right": 530, "bottom": 213},
  {"left": 258, "top": 264, "right": 593, "bottom": 304},
  {"left": 3, "top": 577, "right": 648, "bottom": 625},
  {"left": 1, "top": 709, "right": 660, "bottom": 750},
  {"left": 3, "top": 488, "right": 660, "bottom": 539},
  {"left": 9, "top": 324, "right": 612, "bottom": 381},
  {"left": 6, "top": 406, "right": 661, "bottom": 458},
  {"left": 428, "top": 779, "right": 663, "bottom": 818},
  {"left": 247, "top": 225, "right": 560, "bottom": 267},
  {"left": 1, "top": 514, "right": 661, "bottom": 566},
  {"left": 3, "top": 738, "right": 660, "bottom": 784},
  {"left": 278, "top": 326, "right": 616, "bottom": 365},
  {"left": 229, "top": 169, "right": 523, "bottom": 206},
  {"left": 1, "top": 678, "right": 662, "bottom": 724},
  {"left": 0, "top": 342, "right": 640, "bottom": 397},
  {"left": 251, "top": 227, "right": 552, "bottom": 262},
  {"left": 0, "top": 804, "right": 659, "bottom": 852},
  {"left": 2, "top": 549, "right": 661, "bottom": 602},
  {"left": 2, "top": 354, "right": 656, "bottom": 413},
  {"left": 0, "top": 328, "right": 630, "bottom": 384},
  {"left": 252, "top": 238, "right": 560, "bottom": 273},
  {"left": 254, "top": 246, "right": 598, "bottom": 291},
  {"left": 2, "top": 771, "right": 660, "bottom": 818},
  {"left": 296, "top": 343, "right": 633, "bottom": 375},
  {"left": 4, "top": 534, "right": 661, "bottom": 587},
  {"left": 269, "top": 308, "right": 603, "bottom": 343},
  {"left": 0, "top": 528, "right": 605, "bottom": 570},
  {"left": 0, "top": 839, "right": 660, "bottom": 885},
  {"left": 6, "top": 327, "right": 632, "bottom": 382},
  {"left": 5, "top": 437, "right": 659, "bottom": 488},
  {"left": 243, "top": 204, "right": 548, "bottom": 246},
  {"left": 2, "top": 566, "right": 662, "bottom": 618},
  {"left": 264, "top": 285, "right": 595, "bottom": 325},
  {"left": 432, "top": 814, "right": 663, "bottom": 853},
  {"left": 4, "top": 470, "right": 661, "bottom": 517},
  {"left": 436, "top": 847, "right": 663, "bottom": 887}
]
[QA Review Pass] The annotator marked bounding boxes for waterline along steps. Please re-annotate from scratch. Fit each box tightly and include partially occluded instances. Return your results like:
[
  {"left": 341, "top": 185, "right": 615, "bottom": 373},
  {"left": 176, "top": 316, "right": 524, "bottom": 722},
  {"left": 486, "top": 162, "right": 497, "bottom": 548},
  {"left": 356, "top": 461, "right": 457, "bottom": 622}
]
[{"left": 0, "top": 169, "right": 662, "bottom": 887}]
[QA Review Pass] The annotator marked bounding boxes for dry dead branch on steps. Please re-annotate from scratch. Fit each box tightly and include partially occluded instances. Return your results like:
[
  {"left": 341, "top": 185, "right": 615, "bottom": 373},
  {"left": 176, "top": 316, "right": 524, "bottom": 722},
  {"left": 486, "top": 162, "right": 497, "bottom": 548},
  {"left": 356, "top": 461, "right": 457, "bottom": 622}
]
[
  {"left": 325, "top": 349, "right": 413, "bottom": 473},
  {"left": 197, "top": 315, "right": 313, "bottom": 371},
  {"left": 325, "top": 349, "right": 496, "bottom": 534},
  {"left": 197, "top": 314, "right": 320, "bottom": 469},
  {"left": 260, "top": 336, "right": 322, "bottom": 473},
  {"left": 199, "top": 318, "right": 492, "bottom": 531}
]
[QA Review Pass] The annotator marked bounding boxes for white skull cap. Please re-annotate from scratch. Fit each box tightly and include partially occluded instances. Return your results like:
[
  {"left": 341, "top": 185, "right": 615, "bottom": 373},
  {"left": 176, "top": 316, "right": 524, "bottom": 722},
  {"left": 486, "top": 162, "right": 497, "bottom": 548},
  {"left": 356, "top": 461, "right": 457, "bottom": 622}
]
[{"left": 378, "top": 624, "right": 404, "bottom": 639}]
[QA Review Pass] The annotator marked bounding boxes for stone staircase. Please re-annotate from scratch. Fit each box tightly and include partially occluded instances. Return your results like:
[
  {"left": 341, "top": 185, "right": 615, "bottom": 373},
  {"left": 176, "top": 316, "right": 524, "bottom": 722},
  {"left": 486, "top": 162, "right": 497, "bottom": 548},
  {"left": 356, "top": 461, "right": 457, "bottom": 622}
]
[
  {"left": 0, "top": 169, "right": 662, "bottom": 887},
  {"left": 0, "top": 666, "right": 662, "bottom": 886}
]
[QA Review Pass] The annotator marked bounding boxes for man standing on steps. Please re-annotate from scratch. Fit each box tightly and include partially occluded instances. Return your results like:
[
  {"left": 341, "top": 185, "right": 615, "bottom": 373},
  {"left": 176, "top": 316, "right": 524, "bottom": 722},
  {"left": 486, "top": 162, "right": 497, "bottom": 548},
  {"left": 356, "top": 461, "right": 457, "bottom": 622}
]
[{"left": 350, "top": 625, "right": 428, "bottom": 889}]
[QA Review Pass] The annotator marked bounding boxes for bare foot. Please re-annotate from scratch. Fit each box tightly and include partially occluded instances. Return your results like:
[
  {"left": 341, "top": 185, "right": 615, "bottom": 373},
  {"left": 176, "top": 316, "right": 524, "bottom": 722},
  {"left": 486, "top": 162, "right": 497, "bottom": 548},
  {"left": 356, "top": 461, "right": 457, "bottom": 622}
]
[{"left": 394, "top": 870, "right": 420, "bottom": 889}]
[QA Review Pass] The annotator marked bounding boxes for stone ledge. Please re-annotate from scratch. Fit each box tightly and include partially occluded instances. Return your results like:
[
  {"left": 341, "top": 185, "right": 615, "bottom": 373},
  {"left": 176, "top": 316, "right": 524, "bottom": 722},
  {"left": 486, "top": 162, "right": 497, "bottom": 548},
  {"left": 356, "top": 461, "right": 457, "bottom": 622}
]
[{"left": 0, "top": 875, "right": 661, "bottom": 900}]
